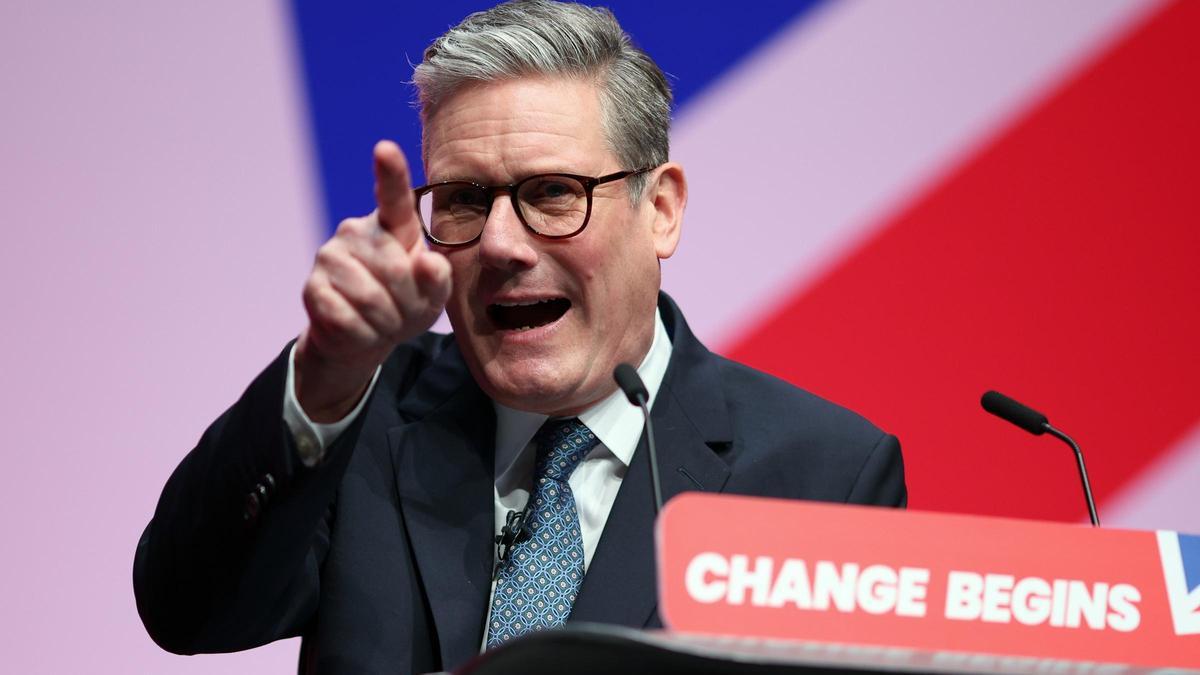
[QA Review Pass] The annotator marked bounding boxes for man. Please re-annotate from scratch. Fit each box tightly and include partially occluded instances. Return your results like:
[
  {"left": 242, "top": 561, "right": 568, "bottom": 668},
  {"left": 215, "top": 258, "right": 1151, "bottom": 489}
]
[{"left": 134, "top": 2, "right": 905, "bottom": 673}]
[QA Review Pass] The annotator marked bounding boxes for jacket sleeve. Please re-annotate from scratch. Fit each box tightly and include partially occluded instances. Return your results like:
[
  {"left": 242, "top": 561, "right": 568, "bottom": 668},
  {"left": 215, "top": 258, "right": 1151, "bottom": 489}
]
[{"left": 132, "top": 343, "right": 365, "bottom": 654}]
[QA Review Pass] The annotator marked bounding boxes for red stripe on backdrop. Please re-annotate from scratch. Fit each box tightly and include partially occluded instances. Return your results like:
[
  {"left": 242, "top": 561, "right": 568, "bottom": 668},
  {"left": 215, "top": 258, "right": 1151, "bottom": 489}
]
[{"left": 724, "top": 1, "right": 1200, "bottom": 522}]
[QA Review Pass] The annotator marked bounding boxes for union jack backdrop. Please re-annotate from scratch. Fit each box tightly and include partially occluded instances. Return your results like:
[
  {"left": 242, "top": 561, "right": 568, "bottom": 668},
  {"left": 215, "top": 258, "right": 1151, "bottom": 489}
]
[{"left": 2, "top": 1, "right": 1195, "bottom": 671}]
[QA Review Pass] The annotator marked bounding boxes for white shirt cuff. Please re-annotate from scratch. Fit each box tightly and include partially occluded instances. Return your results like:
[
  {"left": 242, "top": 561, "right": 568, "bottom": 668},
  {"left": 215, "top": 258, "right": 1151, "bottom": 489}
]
[{"left": 282, "top": 343, "right": 381, "bottom": 467}]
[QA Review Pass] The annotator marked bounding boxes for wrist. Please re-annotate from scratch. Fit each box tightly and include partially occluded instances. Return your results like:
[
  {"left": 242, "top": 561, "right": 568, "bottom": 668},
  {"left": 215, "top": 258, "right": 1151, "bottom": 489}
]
[{"left": 294, "top": 339, "right": 380, "bottom": 424}]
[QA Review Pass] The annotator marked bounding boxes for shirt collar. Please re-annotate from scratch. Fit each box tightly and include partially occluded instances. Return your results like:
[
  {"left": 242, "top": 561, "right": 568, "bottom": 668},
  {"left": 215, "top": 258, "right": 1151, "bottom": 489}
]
[{"left": 493, "top": 309, "right": 673, "bottom": 489}]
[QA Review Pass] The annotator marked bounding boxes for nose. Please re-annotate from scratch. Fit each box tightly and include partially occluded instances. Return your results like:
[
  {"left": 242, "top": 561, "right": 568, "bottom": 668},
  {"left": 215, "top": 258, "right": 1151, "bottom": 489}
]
[{"left": 477, "top": 194, "right": 538, "bottom": 271}]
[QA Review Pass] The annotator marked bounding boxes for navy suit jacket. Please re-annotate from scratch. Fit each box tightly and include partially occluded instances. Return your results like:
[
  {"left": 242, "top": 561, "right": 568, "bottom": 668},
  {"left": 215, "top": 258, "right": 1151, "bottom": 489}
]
[{"left": 134, "top": 293, "right": 905, "bottom": 674}]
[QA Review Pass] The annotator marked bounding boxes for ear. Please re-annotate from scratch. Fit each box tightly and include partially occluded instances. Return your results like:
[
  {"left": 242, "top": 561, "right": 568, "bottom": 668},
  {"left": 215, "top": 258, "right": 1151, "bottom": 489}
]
[{"left": 647, "top": 162, "right": 687, "bottom": 260}]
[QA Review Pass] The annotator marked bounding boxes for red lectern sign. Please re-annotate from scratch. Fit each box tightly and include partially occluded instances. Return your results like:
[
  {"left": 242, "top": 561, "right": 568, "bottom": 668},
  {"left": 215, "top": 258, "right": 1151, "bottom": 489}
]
[{"left": 657, "top": 494, "right": 1200, "bottom": 669}]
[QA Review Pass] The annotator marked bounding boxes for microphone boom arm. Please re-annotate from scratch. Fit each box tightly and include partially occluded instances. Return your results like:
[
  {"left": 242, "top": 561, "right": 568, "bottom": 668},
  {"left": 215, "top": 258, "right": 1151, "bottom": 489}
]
[{"left": 1044, "top": 423, "right": 1100, "bottom": 527}]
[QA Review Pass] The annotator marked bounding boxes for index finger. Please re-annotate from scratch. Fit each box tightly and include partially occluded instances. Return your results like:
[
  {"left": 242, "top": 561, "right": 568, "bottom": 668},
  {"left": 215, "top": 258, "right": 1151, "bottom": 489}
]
[{"left": 373, "top": 140, "right": 421, "bottom": 249}]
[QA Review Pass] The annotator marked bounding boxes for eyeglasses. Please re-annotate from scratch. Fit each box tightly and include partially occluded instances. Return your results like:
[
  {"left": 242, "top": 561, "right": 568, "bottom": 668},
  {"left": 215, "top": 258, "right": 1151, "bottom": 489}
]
[{"left": 413, "top": 167, "right": 656, "bottom": 247}]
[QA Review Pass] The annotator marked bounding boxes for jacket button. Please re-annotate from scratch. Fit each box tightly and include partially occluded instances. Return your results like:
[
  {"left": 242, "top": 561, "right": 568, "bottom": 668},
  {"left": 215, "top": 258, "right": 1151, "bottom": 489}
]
[{"left": 243, "top": 491, "right": 262, "bottom": 522}]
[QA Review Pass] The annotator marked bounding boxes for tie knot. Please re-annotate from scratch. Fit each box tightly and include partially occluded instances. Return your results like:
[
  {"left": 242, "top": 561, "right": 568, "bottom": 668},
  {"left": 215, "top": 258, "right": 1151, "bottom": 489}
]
[{"left": 534, "top": 418, "right": 598, "bottom": 482}]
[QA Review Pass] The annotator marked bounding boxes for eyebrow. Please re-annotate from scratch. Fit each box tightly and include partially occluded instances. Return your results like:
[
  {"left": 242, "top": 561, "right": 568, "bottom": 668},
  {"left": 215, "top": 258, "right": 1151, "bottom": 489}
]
[{"left": 426, "top": 170, "right": 586, "bottom": 186}]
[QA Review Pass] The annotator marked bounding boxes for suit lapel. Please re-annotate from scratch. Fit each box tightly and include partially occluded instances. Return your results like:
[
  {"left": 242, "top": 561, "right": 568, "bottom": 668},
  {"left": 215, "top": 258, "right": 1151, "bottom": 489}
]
[
  {"left": 389, "top": 345, "right": 496, "bottom": 667},
  {"left": 570, "top": 294, "right": 733, "bottom": 627}
]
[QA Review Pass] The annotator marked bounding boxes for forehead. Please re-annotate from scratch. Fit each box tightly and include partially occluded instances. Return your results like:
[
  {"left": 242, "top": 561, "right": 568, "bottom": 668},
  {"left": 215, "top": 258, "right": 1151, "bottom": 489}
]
[{"left": 422, "top": 76, "right": 613, "bottom": 183}]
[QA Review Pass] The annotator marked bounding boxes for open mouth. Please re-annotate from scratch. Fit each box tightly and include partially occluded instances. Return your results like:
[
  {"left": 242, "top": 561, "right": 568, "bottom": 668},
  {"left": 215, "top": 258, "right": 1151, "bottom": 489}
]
[{"left": 487, "top": 298, "right": 571, "bottom": 331}]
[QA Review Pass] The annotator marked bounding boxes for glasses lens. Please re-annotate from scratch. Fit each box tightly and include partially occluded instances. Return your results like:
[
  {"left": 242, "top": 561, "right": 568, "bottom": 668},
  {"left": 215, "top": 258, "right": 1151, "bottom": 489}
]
[
  {"left": 419, "top": 183, "right": 488, "bottom": 244},
  {"left": 517, "top": 175, "right": 588, "bottom": 236}
]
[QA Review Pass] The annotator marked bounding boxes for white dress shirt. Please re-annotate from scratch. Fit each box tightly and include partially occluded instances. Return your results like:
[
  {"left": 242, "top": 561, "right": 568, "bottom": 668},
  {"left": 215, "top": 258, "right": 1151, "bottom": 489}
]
[
  {"left": 489, "top": 311, "right": 671, "bottom": 570},
  {"left": 282, "top": 309, "right": 672, "bottom": 571}
]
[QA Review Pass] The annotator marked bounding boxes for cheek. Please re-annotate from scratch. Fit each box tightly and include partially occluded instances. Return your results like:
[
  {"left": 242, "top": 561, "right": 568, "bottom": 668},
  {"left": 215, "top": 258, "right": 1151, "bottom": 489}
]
[
  {"left": 574, "top": 251, "right": 658, "bottom": 351},
  {"left": 444, "top": 255, "right": 476, "bottom": 305},
  {"left": 583, "top": 214, "right": 652, "bottom": 284},
  {"left": 606, "top": 231, "right": 659, "bottom": 293}
]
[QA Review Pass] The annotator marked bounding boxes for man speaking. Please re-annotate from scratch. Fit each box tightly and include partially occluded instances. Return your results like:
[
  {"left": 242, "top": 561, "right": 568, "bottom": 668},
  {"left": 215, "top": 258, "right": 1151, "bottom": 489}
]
[{"left": 134, "top": 1, "right": 906, "bottom": 672}]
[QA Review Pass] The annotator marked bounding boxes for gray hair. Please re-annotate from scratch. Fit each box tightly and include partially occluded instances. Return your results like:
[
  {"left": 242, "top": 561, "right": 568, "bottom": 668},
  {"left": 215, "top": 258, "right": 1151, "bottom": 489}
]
[{"left": 413, "top": 0, "right": 672, "bottom": 199}]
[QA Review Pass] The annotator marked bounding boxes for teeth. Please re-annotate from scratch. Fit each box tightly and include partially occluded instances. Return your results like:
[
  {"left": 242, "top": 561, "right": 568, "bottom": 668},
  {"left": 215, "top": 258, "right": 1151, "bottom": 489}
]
[{"left": 497, "top": 298, "right": 555, "bottom": 307}]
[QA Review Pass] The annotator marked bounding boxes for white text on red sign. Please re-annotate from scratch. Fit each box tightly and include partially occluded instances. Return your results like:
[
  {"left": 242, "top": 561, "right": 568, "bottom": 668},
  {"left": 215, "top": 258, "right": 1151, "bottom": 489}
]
[{"left": 685, "top": 553, "right": 1142, "bottom": 632}]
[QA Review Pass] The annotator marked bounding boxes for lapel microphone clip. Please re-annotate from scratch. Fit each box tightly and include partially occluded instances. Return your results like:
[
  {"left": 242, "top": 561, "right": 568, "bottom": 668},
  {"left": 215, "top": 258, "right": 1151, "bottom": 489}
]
[{"left": 493, "top": 507, "right": 531, "bottom": 580}]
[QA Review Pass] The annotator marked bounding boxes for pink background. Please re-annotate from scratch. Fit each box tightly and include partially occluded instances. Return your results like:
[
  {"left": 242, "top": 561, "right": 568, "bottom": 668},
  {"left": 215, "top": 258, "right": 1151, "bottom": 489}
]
[
  {"left": 0, "top": 1, "right": 1192, "bottom": 672},
  {"left": 0, "top": 2, "right": 312, "bottom": 671}
]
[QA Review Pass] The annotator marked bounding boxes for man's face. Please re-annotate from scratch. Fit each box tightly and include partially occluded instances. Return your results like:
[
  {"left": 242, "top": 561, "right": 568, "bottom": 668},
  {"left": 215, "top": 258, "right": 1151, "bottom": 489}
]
[{"left": 423, "top": 76, "right": 681, "bottom": 416}]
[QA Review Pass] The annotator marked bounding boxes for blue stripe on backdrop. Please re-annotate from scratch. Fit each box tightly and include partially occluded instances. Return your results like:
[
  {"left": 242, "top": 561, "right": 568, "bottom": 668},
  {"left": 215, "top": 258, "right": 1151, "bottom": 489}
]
[
  {"left": 289, "top": 0, "right": 827, "bottom": 235},
  {"left": 1182, "top": 533, "right": 1200, "bottom": 594}
]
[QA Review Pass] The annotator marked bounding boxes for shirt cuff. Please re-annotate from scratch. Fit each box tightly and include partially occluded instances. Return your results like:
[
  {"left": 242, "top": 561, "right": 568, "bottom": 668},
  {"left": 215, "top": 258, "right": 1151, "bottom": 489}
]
[{"left": 282, "top": 343, "right": 381, "bottom": 467}]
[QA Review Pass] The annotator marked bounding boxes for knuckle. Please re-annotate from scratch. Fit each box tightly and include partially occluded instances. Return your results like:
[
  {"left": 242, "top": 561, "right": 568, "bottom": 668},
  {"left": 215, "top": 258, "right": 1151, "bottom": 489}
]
[
  {"left": 301, "top": 275, "right": 324, "bottom": 309},
  {"left": 313, "top": 242, "right": 343, "bottom": 269},
  {"left": 383, "top": 254, "right": 413, "bottom": 282},
  {"left": 334, "top": 217, "right": 361, "bottom": 237},
  {"left": 351, "top": 282, "right": 391, "bottom": 318},
  {"left": 359, "top": 283, "right": 394, "bottom": 314},
  {"left": 306, "top": 285, "right": 343, "bottom": 322}
]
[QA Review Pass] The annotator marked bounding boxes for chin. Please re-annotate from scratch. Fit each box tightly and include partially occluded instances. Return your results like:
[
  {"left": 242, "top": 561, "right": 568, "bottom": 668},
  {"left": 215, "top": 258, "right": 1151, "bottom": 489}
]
[{"left": 478, "top": 357, "right": 596, "bottom": 416}]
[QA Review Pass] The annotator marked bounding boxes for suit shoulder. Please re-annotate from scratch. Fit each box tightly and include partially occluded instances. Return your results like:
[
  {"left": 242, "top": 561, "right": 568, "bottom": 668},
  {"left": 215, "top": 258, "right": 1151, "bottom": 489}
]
[
  {"left": 713, "top": 355, "right": 887, "bottom": 446},
  {"left": 708, "top": 355, "right": 906, "bottom": 506}
]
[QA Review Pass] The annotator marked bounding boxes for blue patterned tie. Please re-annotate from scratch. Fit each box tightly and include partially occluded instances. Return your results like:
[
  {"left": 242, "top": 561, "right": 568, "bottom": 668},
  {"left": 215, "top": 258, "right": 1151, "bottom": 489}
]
[{"left": 486, "top": 418, "right": 598, "bottom": 647}]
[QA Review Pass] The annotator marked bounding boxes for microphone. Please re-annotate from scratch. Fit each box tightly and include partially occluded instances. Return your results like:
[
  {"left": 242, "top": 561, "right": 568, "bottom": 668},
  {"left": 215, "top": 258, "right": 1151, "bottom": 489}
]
[
  {"left": 980, "top": 390, "right": 1100, "bottom": 527},
  {"left": 981, "top": 390, "right": 1047, "bottom": 435},
  {"left": 493, "top": 508, "right": 530, "bottom": 580},
  {"left": 614, "top": 363, "right": 663, "bottom": 514}
]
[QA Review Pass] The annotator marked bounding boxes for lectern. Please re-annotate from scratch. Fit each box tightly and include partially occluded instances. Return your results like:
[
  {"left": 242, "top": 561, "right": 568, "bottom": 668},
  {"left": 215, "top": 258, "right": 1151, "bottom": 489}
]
[{"left": 457, "top": 494, "right": 1200, "bottom": 673}]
